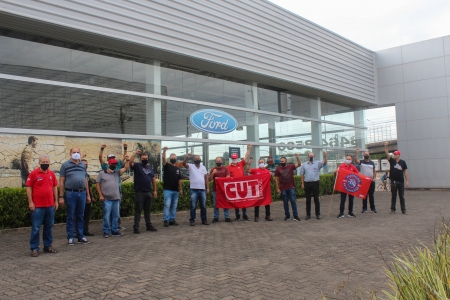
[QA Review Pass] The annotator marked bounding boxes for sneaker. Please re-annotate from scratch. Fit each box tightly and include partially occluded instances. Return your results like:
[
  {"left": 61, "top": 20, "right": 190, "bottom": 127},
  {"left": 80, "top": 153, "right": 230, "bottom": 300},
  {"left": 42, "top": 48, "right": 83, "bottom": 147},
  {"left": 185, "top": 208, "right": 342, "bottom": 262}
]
[
  {"left": 371, "top": 209, "right": 377, "bottom": 213},
  {"left": 337, "top": 213, "right": 344, "bottom": 219},
  {"left": 305, "top": 215, "right": 311, "bottom": 220},
  {"left": 190, "top": 221, "right": 195, "bottom": 226},
  {"left": 284, "top": 216, "right": 291, "bottom": 221},
  {"left": 348, "top": 213, "right": 356, "bottom": 218},
  {"left": 164, "top": 221, "right": 169, "bottom": 227},
  {"left": 402, "top": 210, "right": 408, "bottom": 215},
  {"left": 316, "top": 215, "right": 321, "bottom": 220},
  {"left": 202, "top": 220, "right": 209, "bottom": 225},
  {"left": 169, "top": 221, "right": 179, "bottom": 226},
  {"left": 235, "top": 216, "right": 241, "bottom": 221},
  {"left": 390, "top": 210, "right": 395, "bottom": 214},
  {"left": 265, "top": 216, "right": 273, "bottom": 221},
  {"left": 133, "top": 228, "right": 140, "bottom": 234},
  {"left": 225, "top": 218, "right": 232, "bottom": 222},
  {"left": 243, "top": 215, "right": 251, "bottom": 221},
  {"left": 361, "top": 210, "right": 367, "bottom": 213},
  {"left": 77, "top": 237, "right": 90, "bottom": 244},
  {"left": 119, "top": 226, "right": 126, "bottom": 230},
  {"left": 103, "top": 233, "right": 110, "bottom": 238},
  {"left": 146, "top": 226, "right": 157, "bottom": 232},
  {"left": 111, "top": 231, "right": 123, "bottom": 237},
  {"left": 68, "top": 238, "right": 75, "bottom": 246},
  {"left": 293, "top": 216, "right": 301, "bottom": 221},
  {"left": 254, "top": 217, "right": 259, "bottom": 222},
  {"left": 212, "top": 218, "right": 219, "bottom": 223}
]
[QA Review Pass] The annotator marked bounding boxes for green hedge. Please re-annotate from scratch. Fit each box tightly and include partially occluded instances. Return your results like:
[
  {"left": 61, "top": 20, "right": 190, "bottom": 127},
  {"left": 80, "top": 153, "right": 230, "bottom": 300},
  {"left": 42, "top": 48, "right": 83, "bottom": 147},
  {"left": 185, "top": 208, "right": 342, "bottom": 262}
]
[{"left": 0, "top": 174, "right": 335, "bottom": 229}]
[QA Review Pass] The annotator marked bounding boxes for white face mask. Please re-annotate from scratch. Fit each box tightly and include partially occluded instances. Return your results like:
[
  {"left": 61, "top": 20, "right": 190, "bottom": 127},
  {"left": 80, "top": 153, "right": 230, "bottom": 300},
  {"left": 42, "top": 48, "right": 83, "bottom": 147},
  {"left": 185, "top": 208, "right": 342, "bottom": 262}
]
[
  {"left": 345, "top": 159, "right": 352, "bottom": 164},
  {"left": 232, "top": 159, "right": 238, "bottom": 164},
  {"left": 259, "top": 163, "right": 265, "bottom": 168},
  {"left": 72, "top": 153, "right": 81, "bottom": 160}
]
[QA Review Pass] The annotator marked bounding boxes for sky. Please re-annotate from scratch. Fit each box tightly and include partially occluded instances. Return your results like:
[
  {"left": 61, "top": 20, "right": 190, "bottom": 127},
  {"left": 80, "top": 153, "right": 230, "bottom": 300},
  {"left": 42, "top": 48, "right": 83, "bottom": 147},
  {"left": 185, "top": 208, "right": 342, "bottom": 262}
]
[{"left": 269, "top": 0, "right": 450, "bottom": 51}]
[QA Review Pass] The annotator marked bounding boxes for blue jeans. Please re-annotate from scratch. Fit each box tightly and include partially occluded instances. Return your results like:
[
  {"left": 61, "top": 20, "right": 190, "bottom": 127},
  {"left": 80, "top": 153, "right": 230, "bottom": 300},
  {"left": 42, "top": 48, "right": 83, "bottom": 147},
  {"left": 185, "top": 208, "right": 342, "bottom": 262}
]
[
  {"left": 163, "top": 190, "right": 179, "bottom": 222},
  {"left": 30, "top": 206, "right": 55, "bottom": 251},
  {"left": 65, "top": 191, "right": 86, "bottom": 240},
  {"left": 212, "top": 191, "right": 230, "bottom": 219},
  {"left": 190, "top": 189, "right": 207, "bottom": 222},
  {"left": 281, "top": 188, "right": 298, "bottom": 218},
  {"left": 340, "top": 192, "right": 354, "bottom": 214},
  {"left": 102, "top": 200, "right": 120, "bottom": 234}
]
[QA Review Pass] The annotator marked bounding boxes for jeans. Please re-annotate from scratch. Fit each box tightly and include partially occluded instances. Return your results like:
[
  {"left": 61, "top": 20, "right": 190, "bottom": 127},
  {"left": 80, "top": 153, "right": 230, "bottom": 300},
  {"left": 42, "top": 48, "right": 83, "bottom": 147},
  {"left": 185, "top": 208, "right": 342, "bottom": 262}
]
[
  {"left": 190, "top": 189, "right": 207, "bottom": 222},
  {"left": 163, "top": 190, "right": 179, "bottom": 222},
  {"left": 212, "top": 191, "right": 230, "bottom": 219},
  {"left": 254, "top": 205, "right": 270, "bottom": 217},
  {"left": 235, "top": 208, "right": 247, "bottom": 218},
  {"left": 30, "top": 206, "right": 55, "bottom": 251},
  {"left": 74, "top": 202, "right": 91, "bottom": 234},
  {"left": 391, "top": 181, "right": 406, "bottom": 212},
  {"left": 102, "top": 200, "right": 120, "bottom": 234},
  {"left": 65, "top": 191, "right": 86, "bottom": 240},
  {"left": 340, "top": 192, "right": 354, "bottom": 214},
  {"left": 134, "top": 191, "right": 153, "bottom": 229},
  {"left": 362, "top": 182, "right": 376, "bottom": 211},
  {"left": 281, "top": 188, "right": 298, "bottom": 218},
  {"left": 305, "top": 181, "right": 320, "bottom": 216}
]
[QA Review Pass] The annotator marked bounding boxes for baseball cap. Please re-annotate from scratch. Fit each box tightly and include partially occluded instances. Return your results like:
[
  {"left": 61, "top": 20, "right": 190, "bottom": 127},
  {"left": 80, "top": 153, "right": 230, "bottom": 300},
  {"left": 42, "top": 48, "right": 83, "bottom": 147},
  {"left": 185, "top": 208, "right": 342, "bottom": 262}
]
[
  {"left": 393, "top": 150, "right": 401, "bottom": 155},
  {"left": 107, "top": 154, "right": 115, "bottom": 159},
  {"left": 108, "top": 159, "right": 118, "bottom": 164},
  {"left": 231, "top": 153, "right": 238, "bottom": 159}
]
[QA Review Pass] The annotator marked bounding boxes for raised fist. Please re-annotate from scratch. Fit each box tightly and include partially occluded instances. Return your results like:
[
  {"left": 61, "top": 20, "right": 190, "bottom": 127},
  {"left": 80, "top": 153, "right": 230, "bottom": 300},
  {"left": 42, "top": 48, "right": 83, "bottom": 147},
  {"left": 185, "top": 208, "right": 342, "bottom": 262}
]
[
  {"left": 384, "top": 142, "right": 389, "bottom": 146},
  {"left": 187, "top": 153, "right": 192, "bottom": 157},
  {"left": 163, "top": 146, "right": 169, "bottom": 151},
  {"left": 101, "top": 144, "right": 107, "bottom": 149},
  {"left": 135, "top": 149, "right": 142, "bottom": 155}
]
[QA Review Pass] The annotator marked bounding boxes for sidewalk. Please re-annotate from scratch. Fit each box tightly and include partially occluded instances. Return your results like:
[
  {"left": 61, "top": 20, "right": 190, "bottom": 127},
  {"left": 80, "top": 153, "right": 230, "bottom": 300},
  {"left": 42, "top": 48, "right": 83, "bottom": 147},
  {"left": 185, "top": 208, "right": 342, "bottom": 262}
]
[{"left": 1, "top": 190, "right": 449, "bottom": 299}]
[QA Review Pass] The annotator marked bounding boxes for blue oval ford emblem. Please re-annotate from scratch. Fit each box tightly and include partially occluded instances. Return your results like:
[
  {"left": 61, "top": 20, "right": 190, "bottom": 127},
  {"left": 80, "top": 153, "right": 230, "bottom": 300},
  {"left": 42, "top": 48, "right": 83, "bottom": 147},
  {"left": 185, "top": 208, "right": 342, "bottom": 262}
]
[{"left": 190, "top": 109, "right": 238, "bottom": 134}]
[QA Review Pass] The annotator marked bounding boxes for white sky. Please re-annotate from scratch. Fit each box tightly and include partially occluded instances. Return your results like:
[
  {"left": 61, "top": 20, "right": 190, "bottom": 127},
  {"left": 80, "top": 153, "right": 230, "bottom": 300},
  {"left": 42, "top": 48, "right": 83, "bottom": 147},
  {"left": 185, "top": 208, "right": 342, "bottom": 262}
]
[{"left": 269, "top": 0, "right": 450, "bottom": 51}]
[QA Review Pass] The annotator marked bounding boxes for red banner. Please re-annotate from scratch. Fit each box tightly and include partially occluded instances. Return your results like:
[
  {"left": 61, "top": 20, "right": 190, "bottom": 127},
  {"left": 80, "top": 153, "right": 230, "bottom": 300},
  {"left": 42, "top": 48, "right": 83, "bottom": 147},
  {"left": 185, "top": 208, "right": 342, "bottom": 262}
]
[
  {"left": 334, "top": 168, "right": 373, "bottom": 199},
  {"left": 215, "top": 174, "right": 272, "bottom": 209}
]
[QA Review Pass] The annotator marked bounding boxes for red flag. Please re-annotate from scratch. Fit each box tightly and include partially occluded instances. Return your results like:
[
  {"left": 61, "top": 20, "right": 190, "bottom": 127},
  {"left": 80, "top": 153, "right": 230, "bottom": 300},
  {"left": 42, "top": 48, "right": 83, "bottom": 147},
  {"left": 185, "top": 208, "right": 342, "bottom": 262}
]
[
  {"left": 215, "top": 174, "right": 272, "bottom": 209},
  {"left": 334, "top": 168, "right": 372, "bottom": 199}
]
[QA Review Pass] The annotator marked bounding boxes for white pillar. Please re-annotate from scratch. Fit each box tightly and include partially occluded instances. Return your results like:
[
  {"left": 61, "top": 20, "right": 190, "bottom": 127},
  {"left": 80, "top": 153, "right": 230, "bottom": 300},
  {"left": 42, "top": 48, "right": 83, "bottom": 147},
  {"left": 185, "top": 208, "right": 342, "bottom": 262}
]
[
  {"left": 146, "top": 60, "right": 161, "bottom": 135},
  {"left": 354, "top": 109, "right": 366, "bottom": 158},
  {"left": 245, "top": 82, "right": 259, "bottom": 168},
  {"left": 310, "top": 97, "right": 323, "bottom": 161}
]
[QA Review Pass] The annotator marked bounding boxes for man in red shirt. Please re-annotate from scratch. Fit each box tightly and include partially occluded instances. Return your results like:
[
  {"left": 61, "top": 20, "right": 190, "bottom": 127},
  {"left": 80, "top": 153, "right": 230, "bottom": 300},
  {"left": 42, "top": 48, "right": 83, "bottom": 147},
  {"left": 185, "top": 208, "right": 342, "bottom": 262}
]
[
  {"left": 26, "top": 154, "right": 59, "bottom": 257},
  {"left": 227, "top": 144, "right": 252, "bottom": 221},
  {"left": 337, "top": 155, "right": 359, "bottom": 219},
  {"left": 209, "top": 156, "right": 232, "bottom": 223},
  {"left": 275, "top": 154, "right": 302, "bottom": 221},
  {"left": 249, "top": 158, "right": 273, "bottom": 222}
]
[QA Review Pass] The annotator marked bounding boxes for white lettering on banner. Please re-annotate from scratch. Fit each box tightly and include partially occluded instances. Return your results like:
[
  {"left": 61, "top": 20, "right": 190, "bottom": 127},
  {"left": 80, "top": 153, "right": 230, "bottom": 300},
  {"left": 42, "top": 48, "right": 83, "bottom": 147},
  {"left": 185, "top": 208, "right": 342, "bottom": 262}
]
[
  {"left": 224, "top": 179, "right": 263, "bottom": 201},
  {"left": 200, "top": 112, "right": 229, "bottom": 130}
]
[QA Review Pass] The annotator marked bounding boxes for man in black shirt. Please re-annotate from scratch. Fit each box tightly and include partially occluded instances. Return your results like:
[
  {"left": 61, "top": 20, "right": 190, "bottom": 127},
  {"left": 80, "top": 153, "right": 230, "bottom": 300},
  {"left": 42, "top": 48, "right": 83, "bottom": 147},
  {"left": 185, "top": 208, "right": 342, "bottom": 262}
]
[
  {"left": 162, "top": 147, "right": 183, "bottom": 228},
  {"left": 384, "top": 142, "right": 409, "bottom": 214}
]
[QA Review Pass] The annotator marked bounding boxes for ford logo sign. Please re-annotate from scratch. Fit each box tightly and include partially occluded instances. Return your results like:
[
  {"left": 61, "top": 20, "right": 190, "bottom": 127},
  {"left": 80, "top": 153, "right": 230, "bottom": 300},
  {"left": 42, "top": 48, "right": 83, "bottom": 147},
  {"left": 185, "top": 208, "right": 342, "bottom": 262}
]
[{"left": 190, "top": 109, "right": 238, "bottom": 134}]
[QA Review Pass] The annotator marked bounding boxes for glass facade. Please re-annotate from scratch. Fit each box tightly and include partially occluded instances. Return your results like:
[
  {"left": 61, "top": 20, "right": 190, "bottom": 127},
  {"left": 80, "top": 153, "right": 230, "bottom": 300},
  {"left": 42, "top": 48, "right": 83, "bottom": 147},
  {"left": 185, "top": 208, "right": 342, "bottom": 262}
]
[{"left": 0, "top": 31, "right": 366, "bottom": 173}]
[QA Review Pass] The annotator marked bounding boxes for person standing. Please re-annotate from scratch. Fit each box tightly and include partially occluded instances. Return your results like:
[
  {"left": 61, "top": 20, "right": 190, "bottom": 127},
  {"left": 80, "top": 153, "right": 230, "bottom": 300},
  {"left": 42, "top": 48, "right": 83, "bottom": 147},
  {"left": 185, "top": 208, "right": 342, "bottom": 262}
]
[
  {"left": 228, "top": 144, "right": 252, "bottom": 221},
  {"left": 337, "top": 155, "right": 359, "bottom": 219},
  {"left": 275, "top": 154, "right": 302, "bottom": 221},
  {"left": 384, "top": 142, "right": 409, "bottom": 214},
  {"left": 300, "top": 151, "right": 327, "bottom": 220},
  {"left": 162, "top": 147, "right": 183, "bottom": 227},
  {"left": 129, "top": 150, "right": 158, "bottom": 234},
  {"left": 182, "top": 153, "right": 209, "bottom": 226},
  {"left": 74, "top": 159, "right": 95, "bottom": 236},
  {"left": 354, "top": 148, "right": 377, "bottom": 213},
  {"left": 96, "top": 158, "right": 129, "bottom": 237},
  {"left": 26, "top": 154, "right": 59, "bottom": 257},
  {"left": 209, "top": 156, "right": 231, "bottom": 223},
  {"left": 249, "top": 158, "right": 273, "bottom": 222},
  {"left": 21, "top": 136, "right": 38, "bottom": 187},
  {"left": 59, "top": 147, "right": 91, "bottom": 245}
]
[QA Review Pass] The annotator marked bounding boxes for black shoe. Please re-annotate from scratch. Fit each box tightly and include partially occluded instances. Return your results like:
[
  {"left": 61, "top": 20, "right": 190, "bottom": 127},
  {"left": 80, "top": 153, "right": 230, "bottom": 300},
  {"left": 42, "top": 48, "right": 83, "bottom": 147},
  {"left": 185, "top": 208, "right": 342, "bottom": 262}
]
[
  {"left": 293, "top": 216, "right": 301, "bottom": 221},
  {"left": 265, "top": 216, "right": 273, "bottom": 221},
  {"left": 348, "top": 212, "right": 356, "bottom": 218},
  {"left": 133, "top": 228, "right": 140, "bottom": 234},
  {"left": 202, "top": 220, "right": 209, "bottom": 225},
  {"left": 164, "top": 221, "right": 169, "bottom": 227},
  {"left": 361, "top": 210, "right": 367, "bottom": 213},
  {"left": 83, "top": 232, "right": 94, "bottom": 236},
  {"left": 284, "top": 216, "right": 291, "bottom": 221},
  {"left": 235, "top": 216, "right": 241, "bottom": 221},
  {"left": 225, "top": 218, "right": 232, "bottom": 222},
  {"left": 337, "top": 213, "right": 344, "bottom": 219},
  {"left": 103, "top": 232, "right": 110, "bottom": 238},
  {"left": 254, "top": 217, "right": 259, "bottom": 222},
  {"left": 390, "top": 209, "right": 395, "bottom": 214},
  {"left": 402, "top": 210, "right": 408, "bottom": 215},
  {"left": 305, "top": 215, "right": 311, "bottom": 220},
  {"left": 169, "top": 220, "right": 179, "bottom": 226},
  {"left": 190, "top": 221, "right": 195, "bottom": 226},
  {"left": 371, "top": 209, "right": 377, "bottom": 213},
  {"left": 243, "top": 215, "right": 251, "bottom": 221},
  {"left": 77, "top": 237, "right": 90, "bottom": 244},
  {"left": 147, "top": 226, "right": 157, "bottom": 232},
  {"left": 212, "top": 218, "right": 219, "bottom": 223},
  {"left": 111, "top": 231, "right": 123, "bottom": 237},
  {"left": 316, "top": 215, "right": 321, "bottom": 219}
]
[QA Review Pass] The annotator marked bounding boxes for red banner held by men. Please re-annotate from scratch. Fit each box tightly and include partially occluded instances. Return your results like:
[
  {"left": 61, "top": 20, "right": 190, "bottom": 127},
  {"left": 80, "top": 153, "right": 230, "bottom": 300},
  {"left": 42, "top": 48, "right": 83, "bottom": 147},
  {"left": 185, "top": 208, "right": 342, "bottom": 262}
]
[
  {"left": 215, "top": 174, "right": 272, "bottom": 209},
  {"left": 334, "top": 168, "right": 373, "bottom": 199}
]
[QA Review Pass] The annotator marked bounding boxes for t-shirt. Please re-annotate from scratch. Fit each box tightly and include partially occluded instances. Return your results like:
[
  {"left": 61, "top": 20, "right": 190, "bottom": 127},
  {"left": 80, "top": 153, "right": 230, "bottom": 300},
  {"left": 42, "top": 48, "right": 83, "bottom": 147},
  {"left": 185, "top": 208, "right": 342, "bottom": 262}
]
[
  {"left": 96, "top": 170, "right": 121, "bottom": 200},
  {"left": 210, "top": 166, "right": 230, "bottom": 191},
  {"left": 187, "top": 163, "right": 207, "bottom": 189},
  {"left": 131, "top": 163, "right": 154, "bottom": 192},
  {"left": 59, "top": 160, "right": 87, "bottom": 190},
  {"left": 26, "top": 168, "right": 58, "bottom": 207},
  {"left": 358, "top": 160, "right": 376, "bottom": 178},
  {"left": 275, "top": 164, "right": 297, "bottom": 190},
  {"left": 338, "top": 163, "right": 359, "bottom": 173},
  {"left": 389, "top": 159, "right": 407, "bottom": 183},
  {"left": 250, "top": 168, "right": 271, "bottom": 176},
  {"left": 228, "top": 160, "right": 246, "bottom": 178},
  {"left": 163, "top": 163, "right": 181, "bottom": 191}
]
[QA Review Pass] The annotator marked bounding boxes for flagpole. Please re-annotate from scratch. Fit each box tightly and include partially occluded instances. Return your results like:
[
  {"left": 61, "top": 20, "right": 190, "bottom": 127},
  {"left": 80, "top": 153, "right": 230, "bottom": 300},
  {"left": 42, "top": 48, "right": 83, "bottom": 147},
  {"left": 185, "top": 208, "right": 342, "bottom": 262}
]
[{"left": 327, "top": 170, "right": 338, "bottom": 218}]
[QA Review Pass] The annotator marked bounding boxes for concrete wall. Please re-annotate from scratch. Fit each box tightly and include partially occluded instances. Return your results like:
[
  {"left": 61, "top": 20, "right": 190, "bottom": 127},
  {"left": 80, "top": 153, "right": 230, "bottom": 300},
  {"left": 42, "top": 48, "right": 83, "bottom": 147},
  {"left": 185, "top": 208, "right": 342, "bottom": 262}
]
[{"left": 376, "top": 36, "right": 450, "bottom": 188}]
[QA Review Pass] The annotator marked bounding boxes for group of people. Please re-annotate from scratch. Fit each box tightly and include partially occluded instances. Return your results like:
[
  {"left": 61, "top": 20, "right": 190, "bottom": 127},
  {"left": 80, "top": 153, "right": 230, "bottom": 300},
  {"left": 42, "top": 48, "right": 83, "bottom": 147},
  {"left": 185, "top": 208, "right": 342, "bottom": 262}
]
[{"left": 25, "top": 142, "right": 409, "bottom": 257}]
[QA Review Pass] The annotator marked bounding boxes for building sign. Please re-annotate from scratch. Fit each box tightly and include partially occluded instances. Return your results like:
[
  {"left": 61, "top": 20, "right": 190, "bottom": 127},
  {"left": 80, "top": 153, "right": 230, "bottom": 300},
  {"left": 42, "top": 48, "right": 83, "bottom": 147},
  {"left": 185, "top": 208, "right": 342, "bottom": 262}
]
[
  {"left": 229, "top": 147, "right": 241, "bottom": 158},
  {"left": 278, "top": 134, "right": 357, "bottom": 150},
  {"left": 190, "top": 109, "right": 238, "bottom": 134}
]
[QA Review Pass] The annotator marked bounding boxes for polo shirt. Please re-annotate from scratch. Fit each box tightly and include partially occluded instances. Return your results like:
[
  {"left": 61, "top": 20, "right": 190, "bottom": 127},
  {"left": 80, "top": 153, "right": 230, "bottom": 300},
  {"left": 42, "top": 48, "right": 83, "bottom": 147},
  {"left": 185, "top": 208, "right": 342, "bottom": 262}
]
[
  {"left": 275, "top": 164, "right": 297, "bottom": 190},
  {"left": 338, "top": 163, "right": 359, "bottom": 173},
  {"left": 228, "top": 160, "right": 246, "bottom": 178},
  {"left": 250, "top": 168, "right": 271, "bottom": 176},
  {"left": 359, "top": 160, "right": 376, "bottom": 178},
  {"left": 300, "top": 160, "right": 325, "bottom": 182},
  {"left": 26, "top": 167, "right": 58, "bottom": 207},
  {"left": 96, "top": 170, "right": 121, "bottom": 200},
  {"left": 210, "top": 166, "right": 230, "bottom": 191},
  {"left": 131, "top": 163, "right": 154, "bottom": 192},
  {"left": 59, "top": 160, "right": 87, "bottom": 190},
  {"left": 187, "top": 163, "right": 207, "bottom": 189}
]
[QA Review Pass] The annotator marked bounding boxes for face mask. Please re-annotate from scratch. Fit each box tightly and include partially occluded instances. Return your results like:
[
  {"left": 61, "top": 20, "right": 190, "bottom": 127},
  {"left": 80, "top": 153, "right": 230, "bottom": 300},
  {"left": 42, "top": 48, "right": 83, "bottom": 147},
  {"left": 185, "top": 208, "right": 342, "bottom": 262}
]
[
  {"left": 280, "top": 163, "right": 286, "bottom": 167},
  {"left": 364, "top": 155, "right": 370, "bottom": 160},
  {"left": 40, "top": 164, "right": 49, "bottom": 171},
  {"left": 71, "top": 153, "right": 81, "bottom": 160},
  {"left": 231, "top": 159, "right": 238, "bottom": 164},
  {"left": 216, "top": 162, "right": 222, "bottom": 167},
  {"left": 309, "top": 157, "right": 314, "bottom": 162},
  {"left": 170, "top": 158, "right": 177, "bottom": 164},
  {"left": 141, "top": 159, "right": 148, "bottom": 166},
  {"left": 259, "top": 163, "right": 265, "bottom": 168},
  {"left": 109, "top": 165, "right": 116, "bottom": 171},
  {"left": 345, "top": 159, "right": 352, "bottom": 164},
  {"left": 194, "top": 160, "right": 201, "bottom": 165}
]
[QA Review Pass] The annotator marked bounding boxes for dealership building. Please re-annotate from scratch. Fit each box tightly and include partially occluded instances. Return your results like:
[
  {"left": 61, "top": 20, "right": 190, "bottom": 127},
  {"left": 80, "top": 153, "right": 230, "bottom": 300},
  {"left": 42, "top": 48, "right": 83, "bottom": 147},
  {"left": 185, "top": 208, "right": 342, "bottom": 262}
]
[{"left": 0, "top": 0, "right": 449, "bottom": 187}]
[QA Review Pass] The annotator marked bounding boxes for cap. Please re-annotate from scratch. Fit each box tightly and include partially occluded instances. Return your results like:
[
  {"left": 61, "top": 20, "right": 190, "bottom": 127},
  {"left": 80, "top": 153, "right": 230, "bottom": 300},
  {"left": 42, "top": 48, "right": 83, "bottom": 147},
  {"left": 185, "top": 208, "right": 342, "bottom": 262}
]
[
  {"left": 393, "top": 150, "right": 401, "bottom": 155},
  {"left": 107, "top": 154, "right": 115, "bottom": 158},
  {"left": 231, "top": 153, "right": 238, "bottom": 159},
  {"left": 108, "top": 159, "right": 118, "bottom": 164}
]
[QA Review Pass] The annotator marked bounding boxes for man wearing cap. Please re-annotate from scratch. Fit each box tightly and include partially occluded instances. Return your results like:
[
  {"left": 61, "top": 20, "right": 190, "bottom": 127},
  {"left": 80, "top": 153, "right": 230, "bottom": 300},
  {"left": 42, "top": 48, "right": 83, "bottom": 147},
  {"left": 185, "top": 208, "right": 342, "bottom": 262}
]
[
  {"left": 228, "top": 144, "right": 252, "bottom": 221},
  {"left": 96, "top": 158, "right": 129, "bottom": 237},
  {"left": 249, "top": 158, "right": 273, "bottom": 222},
  {"left": 162, "top": 147, "right": 183, "bottom": 227},
  {"left": 209, "top": 156, "right": 231, "bottom": 223},
  {"left": 59, "top": 147, "right": 91, "bottom": 245},
  {"left": 384, "top": 142, "right": 409, "bottom": 214},
  {"left": 21, "top": 136, "right": 38, "bottom": 187},
  {"left": 300, "top": 151, "right": 327, "bottom": 220},
  {"left": 275, "top": 154, "right": 302, "bottom": 221},
  {"left": 354, "top": 148, "right": 377, "bottom": 213}
]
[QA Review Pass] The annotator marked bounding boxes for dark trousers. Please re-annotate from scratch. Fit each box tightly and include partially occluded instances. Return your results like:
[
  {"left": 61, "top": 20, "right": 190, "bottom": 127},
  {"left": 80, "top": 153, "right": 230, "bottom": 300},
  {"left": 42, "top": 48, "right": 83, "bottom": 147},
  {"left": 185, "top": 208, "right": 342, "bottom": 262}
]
[
  {"left": 340, "top": 192, "right": 354, "bottom": 214},
  {"left": 254, "top": 205, "right": 270, "bottom": 217},
  {"left": 74, "top": 202, "right": 91, "bottom": 234},
  {"left": 362, "top": 182, "right": 376, "bottom": 211},
  {"left": 235, "top": 208, "right": 248, "bottom": 217},
  {"left": 304, "top": 181, "right": 320, "bottom": 216},
  {"left": 134, "top": 191, "right": 153, "bottom": 229},
  {"left": 391, "top": 181, "right": 406, "bottom": 212}
]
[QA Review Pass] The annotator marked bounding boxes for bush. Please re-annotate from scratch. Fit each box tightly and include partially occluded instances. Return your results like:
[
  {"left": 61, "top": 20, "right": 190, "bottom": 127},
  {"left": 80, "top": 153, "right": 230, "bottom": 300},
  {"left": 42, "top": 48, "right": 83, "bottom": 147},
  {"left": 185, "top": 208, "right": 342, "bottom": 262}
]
[{"left": 0, "top": 174, "right": 335, "bottom": 229}]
